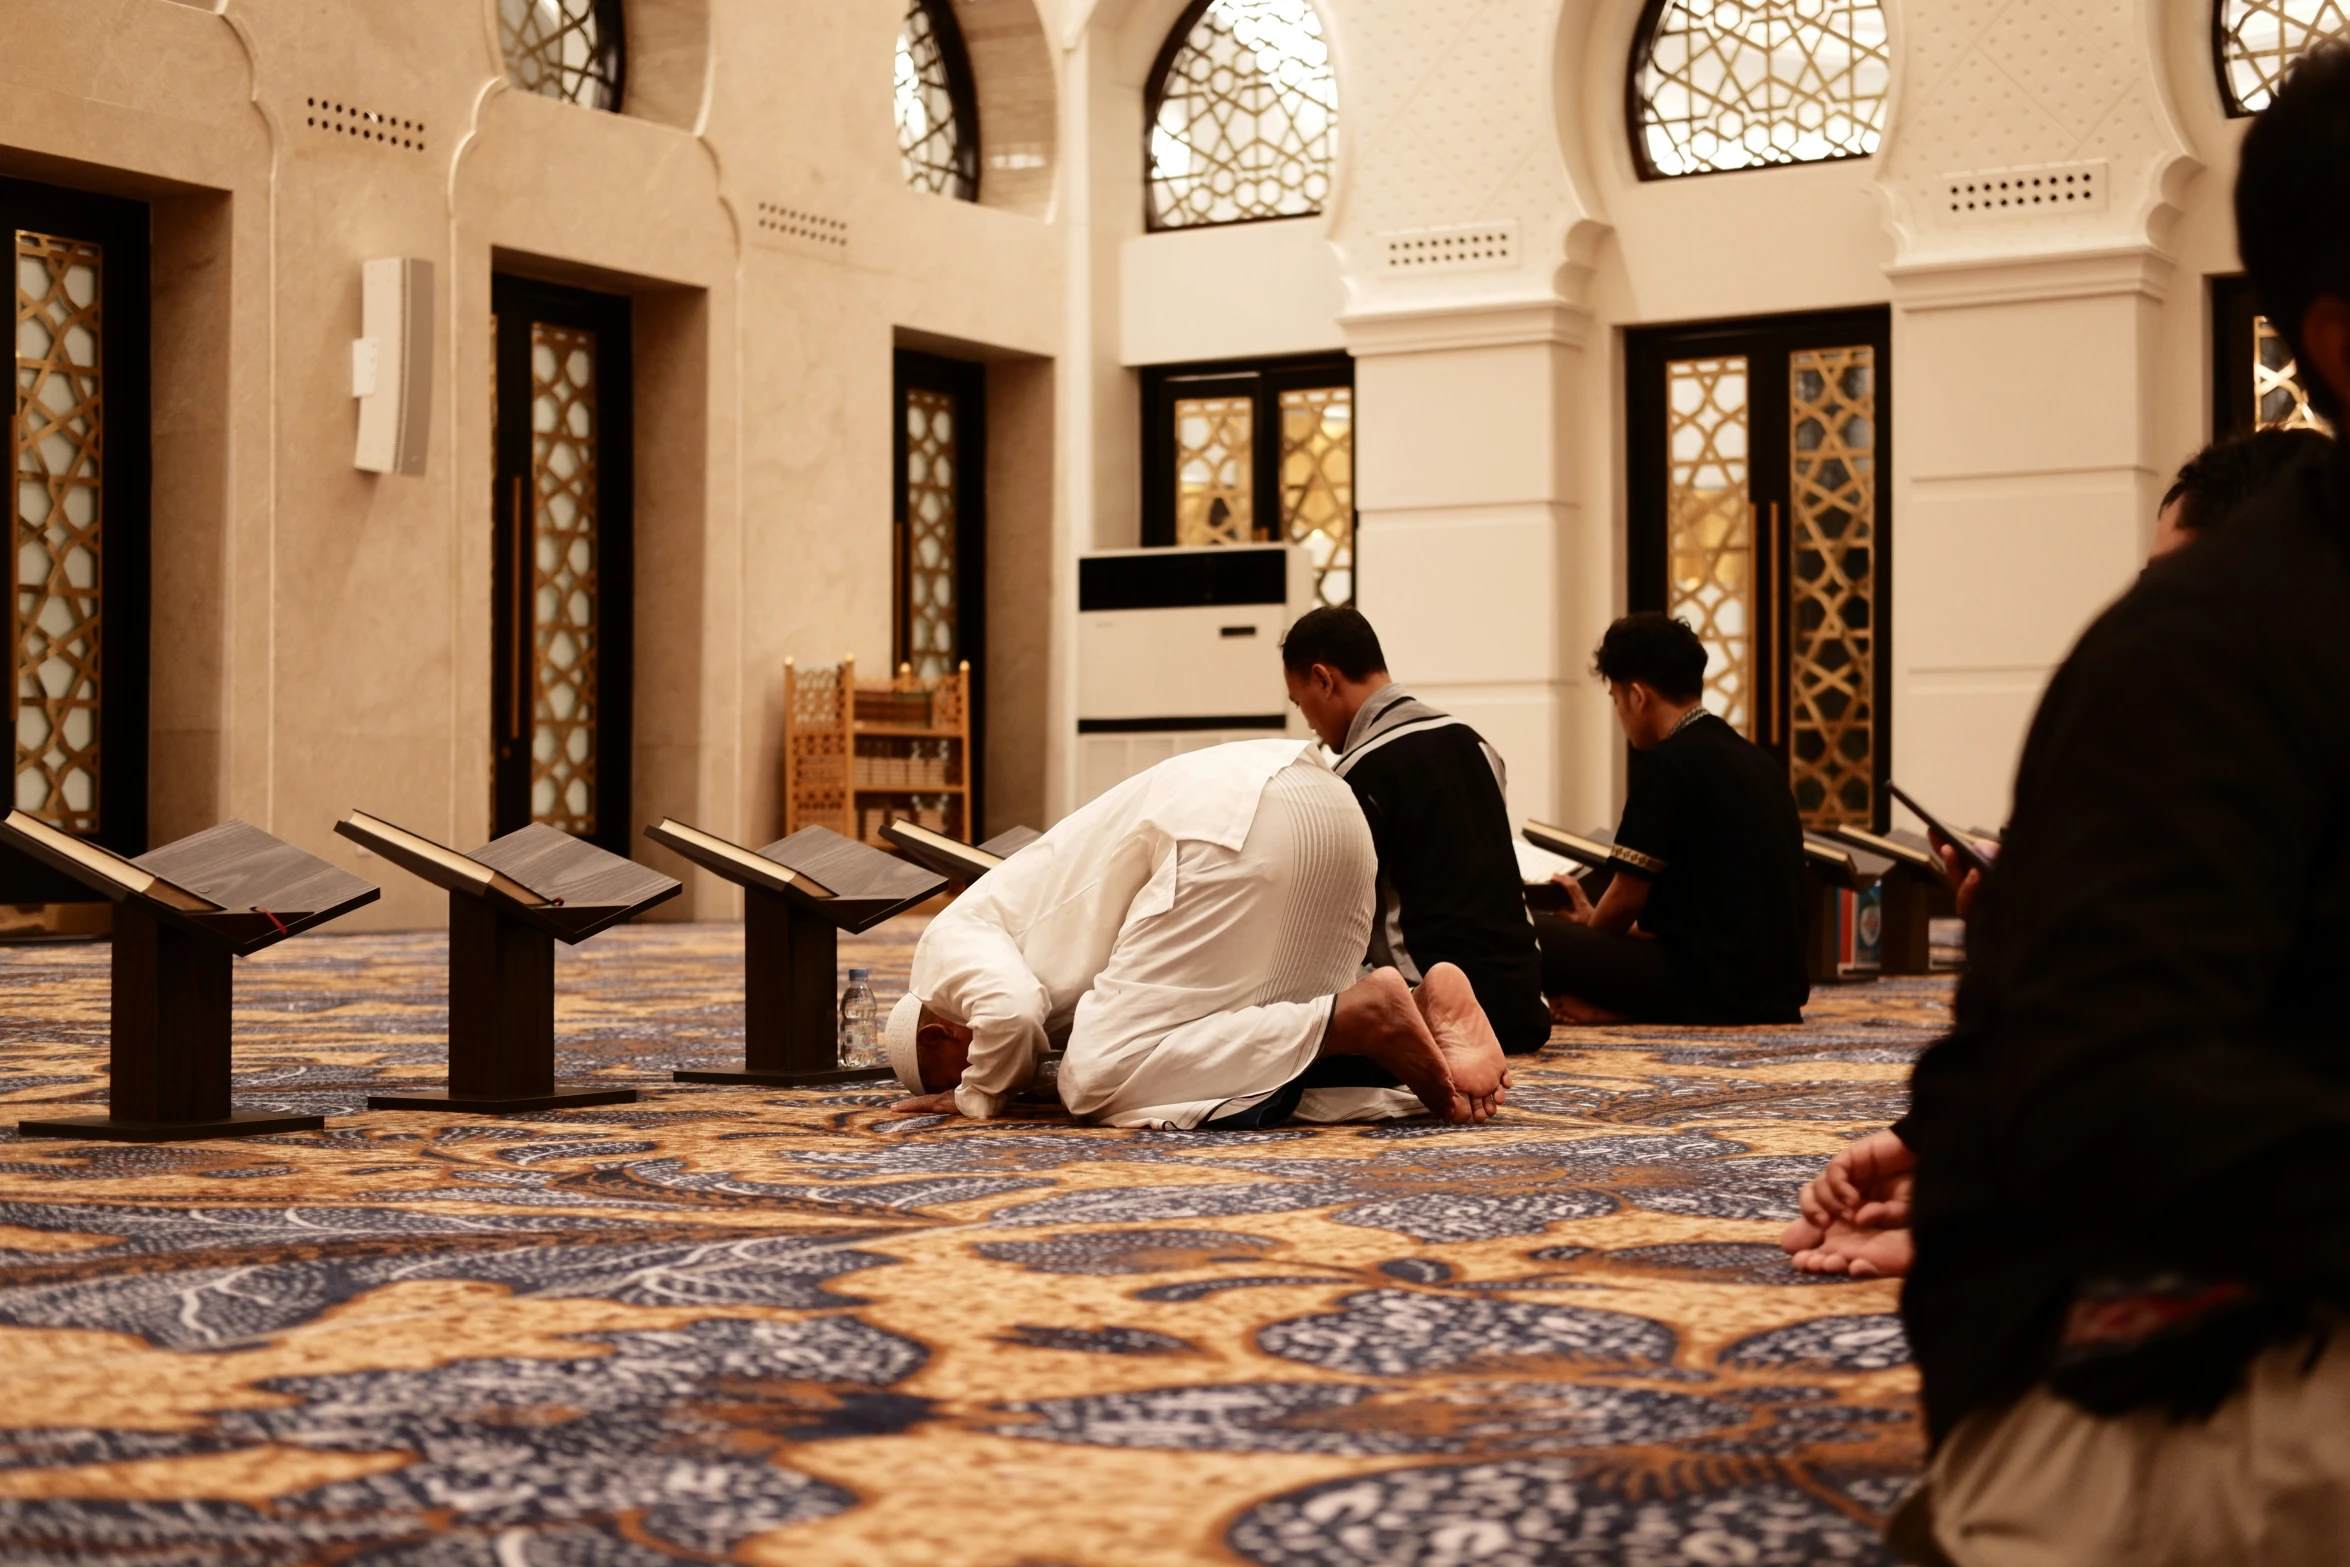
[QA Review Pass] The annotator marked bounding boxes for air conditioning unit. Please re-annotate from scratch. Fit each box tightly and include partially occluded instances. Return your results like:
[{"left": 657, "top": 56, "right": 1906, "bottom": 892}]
[{"left": 1075, "top": 544, "right": 1314, "bottom": 806}]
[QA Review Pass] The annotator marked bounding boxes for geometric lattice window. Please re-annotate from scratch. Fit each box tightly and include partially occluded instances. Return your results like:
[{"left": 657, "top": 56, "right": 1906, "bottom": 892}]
[
  {"left": 12, "top": 230, "right": 104, "bottom": 833},
  {"left": 902, "top": 387, "right": 961, "bottom": 678},
  {"left": 499, "top": 0, "right": 625, "bottom": 112},
  {"left": 1787, "top": 345, "right": 1877, "bottom": 827},
  {"left": 896, "top": 0, "right": 979, "bottom": 201},
  {"left": 2254, "top": 314, "right": 2332, "bottom": 432},
  {"left": 2216, "top": 1, "right": 2350, "bottom": 116},
  {"left": 1175, "top": 395, "right": 1255, "bottom": 546},
  {"left": 1631, "top": 0, "right": 1890, "bottom": 178},
  {"left": 1278, "top": 386, "right": 1353, "bottom": 608},
  {"left": 528, "top": 322, "right": 601, "bottom": 837},
  {"left": 1663, "top": 356, "right": 1755, "bottom": 735},
  {"left": 1147, "top": 0, "right": 1337, "bottom": 230}
]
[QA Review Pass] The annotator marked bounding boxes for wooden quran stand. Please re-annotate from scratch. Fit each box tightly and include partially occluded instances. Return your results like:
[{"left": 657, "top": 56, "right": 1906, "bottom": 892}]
[
  {"left": 646, "top": 820, "right": 945, "bottom": 1087},
  {"left": 1824, "top": 824, "right": 1957, "bottom": 975},
  {"left": 335, "top": 813, "right": 679, "bottom": 1113},
  {"left": 880, "top": 819, "right": 1039, "bottom": 887},
  {"left": 1, "top": 812, "right": 380, "bottom": 1140}
]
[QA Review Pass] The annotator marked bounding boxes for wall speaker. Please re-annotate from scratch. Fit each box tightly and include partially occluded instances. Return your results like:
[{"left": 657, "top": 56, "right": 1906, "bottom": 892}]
[{"left": 351, "top": 257, "right": 433, "bottom": 475}]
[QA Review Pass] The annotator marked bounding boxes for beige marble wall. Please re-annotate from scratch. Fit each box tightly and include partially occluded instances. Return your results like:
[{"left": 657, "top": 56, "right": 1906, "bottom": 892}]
[{"left": 1, "top": 0, "right": 1063, "bottom": 929}]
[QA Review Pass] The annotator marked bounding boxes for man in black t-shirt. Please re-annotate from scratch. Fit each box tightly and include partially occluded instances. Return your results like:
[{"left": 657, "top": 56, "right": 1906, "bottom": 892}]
[
  {"left": 1535, "top": 613, "right": 1808, "bottom": 1025},
  {"left": 1281, "top": 608, "right": 1552, "bottom": 1055}
]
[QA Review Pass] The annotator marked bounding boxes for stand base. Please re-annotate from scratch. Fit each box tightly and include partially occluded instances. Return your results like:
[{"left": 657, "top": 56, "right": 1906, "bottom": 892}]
[
  {"left": 672, "top": 1066, "right": 895, "bottom": 1088},
  {"left": 17, "top": 1109, "right": 325, "bottom": 1142},
  {"left": 365, "top": 1088, "right": 640, "bottom": 1115}
]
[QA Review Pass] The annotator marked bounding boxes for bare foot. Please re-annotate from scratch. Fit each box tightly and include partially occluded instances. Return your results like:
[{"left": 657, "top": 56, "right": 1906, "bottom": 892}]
[
  {"left": 1325, "top": 968, "right": 1464, "bottom": 1122},
  {"left": 1415, "top": 963, "right": 1508, "bottom": 1123},
  {"left": 1786, "top": 1217, "right": 1914, "bottom": 1278}
]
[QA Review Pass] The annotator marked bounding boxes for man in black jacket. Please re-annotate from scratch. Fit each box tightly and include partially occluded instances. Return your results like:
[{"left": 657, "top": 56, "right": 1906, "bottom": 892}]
[
  {"left": 1888, "top": 45, "right": 2350, "bottom": 1565},
  {"left": 1280, "top": 608, "right": 1552, "bottom": 1055}
]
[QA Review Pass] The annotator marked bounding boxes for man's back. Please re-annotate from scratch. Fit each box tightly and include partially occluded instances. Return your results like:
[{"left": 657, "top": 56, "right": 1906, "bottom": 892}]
[
  {"left": 1904, "top": 449, "right": 2350, "bottom": 1439},
  {"left": 1335, "top": 691, "right": 1551, "bottom": 1053},
  {"left": 1613, "top": 712, "right": 1809, "bottom": 1022}
]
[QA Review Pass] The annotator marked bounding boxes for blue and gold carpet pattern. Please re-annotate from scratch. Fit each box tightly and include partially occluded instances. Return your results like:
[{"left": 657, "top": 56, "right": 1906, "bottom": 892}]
[{"left": 0, "top": 922, "right": 1942, "bottom": 1564}]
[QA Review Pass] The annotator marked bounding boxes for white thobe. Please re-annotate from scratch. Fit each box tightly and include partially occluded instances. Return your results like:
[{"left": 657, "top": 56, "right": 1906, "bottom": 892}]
[{"left": 908, "top": 739, "right": 1420, "bottom": 1128}]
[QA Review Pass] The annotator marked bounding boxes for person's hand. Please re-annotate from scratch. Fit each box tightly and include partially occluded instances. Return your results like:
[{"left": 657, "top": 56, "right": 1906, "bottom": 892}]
[
  {"left": 889, "top": 1090, "right": 961, "bottom": 1115},
  {"left": 1552, "top": 872, "right": 1598, "bottom": 926},
  {"left": 1932, "top": 838, "right": 1997, "bottom": 920},
  {"left": 1798, "top": 1128, "right": 1915, "bottom": 1231}
]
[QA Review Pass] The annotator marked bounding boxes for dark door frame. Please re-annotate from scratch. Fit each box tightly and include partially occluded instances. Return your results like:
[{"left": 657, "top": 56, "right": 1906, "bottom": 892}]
[
  {"left": 892, "top": 348, "right": 986, "bottom": 832},
  {"left": 1138, "top": 351, "right": 1354, "bottom": 552},
  {"left": 0, "top": 175, "right": 151, "bottom": 901},
  {"left": 491, "top": 273, "right": 634, "bottom": 856},
  {"left": 1625, "top": 305, "right": 1894, "bottom": 826}
]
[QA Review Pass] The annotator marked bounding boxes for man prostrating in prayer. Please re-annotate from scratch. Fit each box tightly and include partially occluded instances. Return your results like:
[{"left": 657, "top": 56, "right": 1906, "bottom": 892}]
[{"left": 881, "top": 738, "right": 1509, "bottom": 1129}]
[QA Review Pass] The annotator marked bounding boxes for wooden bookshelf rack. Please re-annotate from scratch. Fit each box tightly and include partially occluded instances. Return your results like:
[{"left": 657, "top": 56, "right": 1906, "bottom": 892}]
[{"left": 784, "top": 656, "right": 971, "bottom": 848}]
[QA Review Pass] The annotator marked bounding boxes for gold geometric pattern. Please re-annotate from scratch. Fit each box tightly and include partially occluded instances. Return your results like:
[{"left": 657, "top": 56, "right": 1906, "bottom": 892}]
[
  {"left": 1787, "top": 346, "right": 1878, "bottom": 827},
  {"left": 1148, "top": 0, "right": 1337, "bottom": 230},
  {"left": 12, "top": 230, "right": 105, "bottom": 835},
  {"left": 895, "top": 0, "right": 975, "bottom": 201},
  {"left": 2218, "top": 0, "right": 2350, "bottom": 115},
  {"left": 1664, "top": 356, "right": 1754, "bottom": 736},
  {"left": 2254, "top": 314, "right": 2332, "bottom": 433},
  {"left": 1634, "top": 0, "right": 1890, "bottom": 178},
  {"left": 1278, "top": 385, "right": 1353, "bottom": 606},
  {"left": 903, "top": 387, "right": 960, "bottom": 679},
  {"left": 499, "top": 0, "right": 623, "bottom": 111},
  {"left": 528, "top": 322, "right": 600, "bottom": 838},
  {"left": 1174, "top": 394, "right": 1255, "bottom": 545}
]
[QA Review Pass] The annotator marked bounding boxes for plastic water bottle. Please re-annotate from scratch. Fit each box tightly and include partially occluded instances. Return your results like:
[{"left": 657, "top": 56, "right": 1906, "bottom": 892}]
[{"left": 838, "top": 969, "right": 879, "bottom": 1069}]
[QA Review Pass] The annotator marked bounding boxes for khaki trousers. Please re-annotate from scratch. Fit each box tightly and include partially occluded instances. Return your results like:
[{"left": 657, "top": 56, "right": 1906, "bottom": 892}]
[{"left": 1893, "top": 1330, "right": 2350, "bottom": 1567}]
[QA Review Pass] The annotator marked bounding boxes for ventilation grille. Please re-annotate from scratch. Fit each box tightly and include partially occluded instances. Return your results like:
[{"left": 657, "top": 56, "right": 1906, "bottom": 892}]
[
  {"left": 304, "top": 96, "right": 427, "bottom": 152},
  {"left": 753, "top": 201, "right": 848, "bottom": 253},
  {"left": 1380, "top": 222, "right": 1519, "bottom": 274},
  {"left": 1943, "top": 162, "right": 2106, "bottom": 219}
]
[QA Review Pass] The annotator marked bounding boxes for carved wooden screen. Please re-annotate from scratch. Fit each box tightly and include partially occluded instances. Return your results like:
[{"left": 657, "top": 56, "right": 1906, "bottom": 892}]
[
  {"left": 1629, "top": 310, "right": 1891, "bottom": 828},
  {"left": 1142, "top": 354, "right": 1355, "bottom": 607},
  {"left": 4, "top": 177, "right": 148, "bottom": 886},
  {"left": 2216, "top": 1, "right": 2350, "bottom": 115},
  {"left": 893, "top": 350, "right": 986, "bottom": 824},
  {"left": 491, "top": 276, "right": 633, "bottom": 856},
  {"left": 2213, "top": 275, "right": 2334, "bottom": 437},
  {"left": 1146, "top": 0, "right": 1337, "bottom": 230},
  {"left": 1630, "top": 0, "right": 1890, "bottom": 178},
  {"left": 896, "top": 0, "right": 980, "bottom": 200},
  {"left": 499, "top": 0, "right": 625, "bottom": 111}
]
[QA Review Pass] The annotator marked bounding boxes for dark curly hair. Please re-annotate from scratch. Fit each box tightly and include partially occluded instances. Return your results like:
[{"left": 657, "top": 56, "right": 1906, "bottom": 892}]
[{"left": 1592, "top": 613, "right": 1708, "bottom": 702}]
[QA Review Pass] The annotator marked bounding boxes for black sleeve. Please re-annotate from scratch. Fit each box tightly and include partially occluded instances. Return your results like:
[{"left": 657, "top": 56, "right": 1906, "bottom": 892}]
[{"left": 1609, "top": 749, "right": 1678, "bottom": 881}]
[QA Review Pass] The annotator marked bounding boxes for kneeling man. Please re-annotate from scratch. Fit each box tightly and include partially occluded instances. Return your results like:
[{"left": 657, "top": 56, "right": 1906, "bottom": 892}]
[{"left": 884, "top": 738, "right": 1508, "bottom": 1129}]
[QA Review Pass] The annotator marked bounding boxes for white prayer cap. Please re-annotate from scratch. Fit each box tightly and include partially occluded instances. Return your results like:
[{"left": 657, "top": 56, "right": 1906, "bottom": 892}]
[{"left": 886, "top": 993, "right": 926, "bottom": 1092}]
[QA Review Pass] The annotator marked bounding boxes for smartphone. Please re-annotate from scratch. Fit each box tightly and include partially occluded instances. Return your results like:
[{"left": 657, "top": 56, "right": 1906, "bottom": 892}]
[{"left": 1886, "top": 782, "right": 1996, "bottom": 880}]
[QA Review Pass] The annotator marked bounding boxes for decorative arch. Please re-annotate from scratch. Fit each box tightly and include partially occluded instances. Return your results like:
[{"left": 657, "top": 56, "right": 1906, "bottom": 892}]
[
  {"left": 2216, "top": 1, "right": 2350, "bottom": 116},
  {"left": 1628, "top": 0, "right": 1889, "bottom": 179},
  {"left": 498, "top": 0, "right": 626, "bottom": 111},
  {"left": 1145, "top": 0, "right": 1337, "bottom": 231},
  {"left": 897, "top": 0, "right": 981, "bottom": 201}
]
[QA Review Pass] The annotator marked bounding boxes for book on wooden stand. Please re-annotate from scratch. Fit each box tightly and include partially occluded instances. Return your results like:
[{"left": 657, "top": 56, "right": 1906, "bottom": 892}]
[
  {"left": 1, "top": 811, "right": 380, "bottom": 1141},
  {"left": 1801, "top": 832, "right": 1893, "bottom": 984},
  {"left": 646, "top": 820, "right": 945, "bottom": 1087},
  {"left": 1823, "top": 823, "right": 1958, "bottom": 975},
  {"left": 880, "top": 818, "right": 1040, "bottom": 887},
  {"left": 1519, "top": 822, "right": 1620, "bottom": 909},
  {"left": 335, "top": 812, "right": 679, "bottom": 1113}
]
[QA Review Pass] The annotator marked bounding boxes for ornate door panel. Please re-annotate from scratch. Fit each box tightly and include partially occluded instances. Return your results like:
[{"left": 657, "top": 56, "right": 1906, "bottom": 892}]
[
  {"left": 491, "top": 275, "right": 632, "bottom": 855},
  {"left": 1628, "top": 309, "right": 1891, "bottom": 829},
  {"left": 3, "top": 177, "right": 150, "bottom": 898},
  {"left": 892, "top": 349, "right": 986, "bottom": 824}
]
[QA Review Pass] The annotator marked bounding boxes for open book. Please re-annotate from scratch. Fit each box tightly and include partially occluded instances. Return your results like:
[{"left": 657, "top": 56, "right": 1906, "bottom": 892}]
[
  {"left": 0, "top": 811, "right": 216, "bottom": 912},
  {"left": 883, "top": 818, "right": 1005, "bottom": 884},
  {"left": 1520, "top": 821, "right": 1617, "bottom": 871},
  {"left": 1887, "top": 782, "right": 1996, "bottom": 879},
  {"left": 644, "top": 818, "right": 834, "bottom": 899},
  {"left": 1823, "top": 822, "right": 1945, "bottom": 879},
  {"left": 334, "top": 811, "right": 552, "bottom": 907}
]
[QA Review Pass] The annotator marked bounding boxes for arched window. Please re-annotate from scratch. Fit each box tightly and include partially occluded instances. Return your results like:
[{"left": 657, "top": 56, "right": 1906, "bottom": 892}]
[
  {"left": 897, "top": 0, "right": 980, "bottom": 201},
  {"left": 498, "top": 0, "right": 625, "bottom": 111},
  {"left": 1630, "top": 0, "right": 1890, "bottom": 179},
  {"left": 1147, "top": 0, "right": 1337, "bottom": 231},
  {"left": 2216, "top": 2, "right": 2350, "bottom": 116}
]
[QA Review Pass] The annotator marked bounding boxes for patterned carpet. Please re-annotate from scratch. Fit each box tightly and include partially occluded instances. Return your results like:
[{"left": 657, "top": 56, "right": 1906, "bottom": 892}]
[{"left": 0, "top": 920, "right": 1945, "bottom": 1565}]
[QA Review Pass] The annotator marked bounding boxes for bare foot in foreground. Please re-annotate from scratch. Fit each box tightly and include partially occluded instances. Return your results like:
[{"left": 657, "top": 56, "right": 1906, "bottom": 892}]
[
  {"left": 1326, "top": 967, "right": 1463, "bottom": 1122},
  {"left": 1415, "top": 963, "right": 1509, "bottom": 1122},
  {"left": 1781, "top": 1214, "right": 1914, "bottom": 1278}
]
